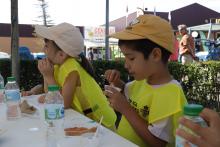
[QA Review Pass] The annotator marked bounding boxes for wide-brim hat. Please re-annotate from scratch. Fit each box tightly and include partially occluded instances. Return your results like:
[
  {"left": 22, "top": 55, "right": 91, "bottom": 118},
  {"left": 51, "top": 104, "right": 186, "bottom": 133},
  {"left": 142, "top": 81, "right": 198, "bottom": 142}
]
[
  {"left": 35, "top": 23, "right": 84, "bottom": 57},
  {"left": 110, "top": 14, "right": 174, "bottom": 53}
]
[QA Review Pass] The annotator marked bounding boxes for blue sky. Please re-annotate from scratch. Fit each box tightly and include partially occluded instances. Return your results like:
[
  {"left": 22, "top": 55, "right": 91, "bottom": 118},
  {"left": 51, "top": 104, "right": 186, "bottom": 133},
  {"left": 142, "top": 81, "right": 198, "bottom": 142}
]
[{"left": 0, "top": 0, "right": 219, "bottom": 26}]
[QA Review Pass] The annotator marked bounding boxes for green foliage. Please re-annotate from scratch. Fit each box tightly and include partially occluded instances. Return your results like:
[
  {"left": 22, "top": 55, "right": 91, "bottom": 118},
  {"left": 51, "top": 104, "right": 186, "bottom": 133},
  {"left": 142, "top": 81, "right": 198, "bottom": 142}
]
[
  {"left": 1, "top": 59, "right": 220, "bottom": 111},
  {"left": 92, "top": 60, "right": 129, "bottom": 88},
  {"left": 0, "top": 59, "right": 42, "bottom": 91},
  {"left": 169, "top": 61, "right": 220, "bottom": 111},
  {"left": 19, "top": 60, "right": 43, "bottom": 90}
]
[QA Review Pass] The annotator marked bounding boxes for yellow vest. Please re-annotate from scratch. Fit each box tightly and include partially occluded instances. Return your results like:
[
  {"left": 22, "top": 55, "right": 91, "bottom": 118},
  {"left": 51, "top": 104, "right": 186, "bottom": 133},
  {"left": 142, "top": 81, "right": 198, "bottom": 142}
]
[
  {"left": 54, "top": 58, "right": 116, "bottom": 129},
  {"left": 117, "top": 80, "right": 187, "bottom": 147}
]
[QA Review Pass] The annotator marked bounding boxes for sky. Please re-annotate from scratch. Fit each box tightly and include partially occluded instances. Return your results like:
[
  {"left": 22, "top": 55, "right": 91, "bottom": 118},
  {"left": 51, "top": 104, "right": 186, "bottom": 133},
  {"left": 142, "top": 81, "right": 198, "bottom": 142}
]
[{"left": 0, "top": 0, "right": 220, "bottom": 26}]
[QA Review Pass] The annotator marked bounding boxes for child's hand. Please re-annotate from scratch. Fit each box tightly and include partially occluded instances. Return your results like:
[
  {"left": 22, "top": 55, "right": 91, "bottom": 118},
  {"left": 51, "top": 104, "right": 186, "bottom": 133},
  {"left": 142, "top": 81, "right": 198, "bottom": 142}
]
[
  {"left": 104, "top": 69, "right": 121, "bottom": 85},
  {"left": 38, "top": 95, "right": 46, "bottom": 103},
  {"left": 176, "top": 108, "right": 220, "bottom": 147},
  {"left": 104, "top": 85, "right": 130, "bottom": 114},
  {"left": 21, "top": 90, "right": 33, "bottom": 97},
  {"left": 38, "top": 58, "right": 54, "bottom": 79}
]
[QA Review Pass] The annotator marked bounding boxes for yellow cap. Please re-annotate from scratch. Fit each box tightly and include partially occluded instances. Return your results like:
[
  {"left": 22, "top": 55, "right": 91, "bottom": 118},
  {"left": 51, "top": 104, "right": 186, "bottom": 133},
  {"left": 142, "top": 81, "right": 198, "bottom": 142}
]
[{"left": 110, "top": 14, "right": 174, "bottom": 53}]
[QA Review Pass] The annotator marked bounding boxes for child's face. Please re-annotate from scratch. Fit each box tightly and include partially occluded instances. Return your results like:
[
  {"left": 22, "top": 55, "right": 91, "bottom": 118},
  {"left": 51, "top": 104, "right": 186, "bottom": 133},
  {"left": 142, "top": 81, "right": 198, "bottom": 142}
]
[
  {"left": 43, "top": 40, "right": 61, "bottom": 64},
  {"left": 120, "top": 45, "right": 157, "bottom": 81}
]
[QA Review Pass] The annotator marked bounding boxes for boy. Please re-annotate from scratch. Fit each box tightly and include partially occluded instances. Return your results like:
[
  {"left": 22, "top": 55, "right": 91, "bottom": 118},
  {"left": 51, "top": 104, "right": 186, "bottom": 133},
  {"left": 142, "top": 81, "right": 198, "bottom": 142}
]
[
  {"left": 34, "top": 23, "right": 116, "bottom": 129},
  {"left": 104, "top": 14, "right": 187, "bottom": 147}
]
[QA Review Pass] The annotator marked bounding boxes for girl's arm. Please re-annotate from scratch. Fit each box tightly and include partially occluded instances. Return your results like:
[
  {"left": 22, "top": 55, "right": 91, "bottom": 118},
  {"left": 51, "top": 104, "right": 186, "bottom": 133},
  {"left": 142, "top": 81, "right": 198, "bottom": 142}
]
[
  {"left": 61, "top": 71, "right": 79, "bottom": 109},
  {"left": 30, "top": 84, "right": 44, "bottom": 94}
]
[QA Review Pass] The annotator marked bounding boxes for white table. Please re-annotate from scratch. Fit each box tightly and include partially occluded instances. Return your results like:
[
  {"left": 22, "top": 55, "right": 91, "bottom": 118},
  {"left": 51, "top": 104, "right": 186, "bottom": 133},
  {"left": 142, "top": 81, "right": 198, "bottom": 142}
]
[{"left": 0, "top": 95, "right": 138, "bottom": 147}]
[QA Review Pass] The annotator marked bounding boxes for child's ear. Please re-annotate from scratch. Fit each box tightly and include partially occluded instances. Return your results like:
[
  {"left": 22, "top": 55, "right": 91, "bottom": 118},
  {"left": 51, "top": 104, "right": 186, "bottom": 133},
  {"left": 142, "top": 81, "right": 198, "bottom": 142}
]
[{"left": 151, "top": 48, "right": 162, "bottom": 61}]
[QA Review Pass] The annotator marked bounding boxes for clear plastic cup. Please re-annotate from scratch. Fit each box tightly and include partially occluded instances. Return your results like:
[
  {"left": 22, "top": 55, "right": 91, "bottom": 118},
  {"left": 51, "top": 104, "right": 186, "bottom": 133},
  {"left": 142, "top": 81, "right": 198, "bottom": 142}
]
[{"left": 104, "top": 85, "right": 121, "bottom": 93}]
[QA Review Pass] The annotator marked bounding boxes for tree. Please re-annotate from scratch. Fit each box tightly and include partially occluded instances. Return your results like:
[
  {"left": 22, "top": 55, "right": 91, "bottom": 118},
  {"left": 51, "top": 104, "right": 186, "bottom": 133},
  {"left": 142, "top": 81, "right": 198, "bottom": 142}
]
[{"left": 34, "top": 0, "right": 53, "bottom": 26}]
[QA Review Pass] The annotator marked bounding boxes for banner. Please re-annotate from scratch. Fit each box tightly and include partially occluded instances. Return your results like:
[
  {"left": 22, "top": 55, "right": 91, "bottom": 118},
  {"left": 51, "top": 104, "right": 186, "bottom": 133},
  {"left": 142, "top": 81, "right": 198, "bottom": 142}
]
[{"left": 84, "top": 26, "right": 115, "bottom": 42}]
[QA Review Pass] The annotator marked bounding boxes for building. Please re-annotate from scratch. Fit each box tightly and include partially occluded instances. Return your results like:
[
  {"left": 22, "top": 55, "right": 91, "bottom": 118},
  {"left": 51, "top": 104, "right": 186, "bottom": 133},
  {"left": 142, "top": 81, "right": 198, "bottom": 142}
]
[
  {"left": 0, "top": 23, "right": 84, "bottom": 54},
  {"left": 109, "top": 3, "right": 220, "bottom": 31},
  {"left": 0, "top": 23, "right": 40, "bottom": 54}
]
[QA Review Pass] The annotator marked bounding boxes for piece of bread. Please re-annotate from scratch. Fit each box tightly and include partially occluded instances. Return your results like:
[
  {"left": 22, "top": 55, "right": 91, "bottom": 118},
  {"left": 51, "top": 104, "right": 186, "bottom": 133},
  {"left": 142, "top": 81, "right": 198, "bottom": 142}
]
[
  {"left": 64, "top": 127, "right": 97, "bottom": 136},
  {"left": 19, "top": 100, "right": 37, "bottom": 114}
]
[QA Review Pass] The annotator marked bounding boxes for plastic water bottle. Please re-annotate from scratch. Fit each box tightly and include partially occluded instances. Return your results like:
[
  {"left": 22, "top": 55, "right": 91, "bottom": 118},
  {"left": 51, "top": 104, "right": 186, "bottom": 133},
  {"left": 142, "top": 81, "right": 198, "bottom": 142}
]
[
  {"left": 0, "top": 72, "right": 4, "bottom": 103},
  {"left": 45, "top": 85, "right": 64, "bottom": 147},
  {"left": 46, "top": 122, "right": 58, "bottom": 147},
  {"left": 5, "top": 76, "right": 21, "bottom": 120},
  {"left": 176, "top": 104, "right": 207, "bottom": 147}
]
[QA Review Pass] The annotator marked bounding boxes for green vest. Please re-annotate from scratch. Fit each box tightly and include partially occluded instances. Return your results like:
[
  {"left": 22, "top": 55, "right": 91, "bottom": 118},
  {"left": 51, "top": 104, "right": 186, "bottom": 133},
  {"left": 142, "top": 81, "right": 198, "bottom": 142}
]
[
  {"left": 54, "top": 58, "right": 116, "bottom": 129},
  {"left": 117, "top": 80, "right": 187, "bottom": 147}
]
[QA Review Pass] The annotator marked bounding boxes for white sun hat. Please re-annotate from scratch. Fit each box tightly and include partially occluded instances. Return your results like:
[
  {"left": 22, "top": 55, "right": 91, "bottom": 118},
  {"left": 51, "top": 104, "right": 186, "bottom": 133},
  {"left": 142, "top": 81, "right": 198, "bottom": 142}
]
[{"left": 35, "top": 23, "right": 84, "bottom": 57}]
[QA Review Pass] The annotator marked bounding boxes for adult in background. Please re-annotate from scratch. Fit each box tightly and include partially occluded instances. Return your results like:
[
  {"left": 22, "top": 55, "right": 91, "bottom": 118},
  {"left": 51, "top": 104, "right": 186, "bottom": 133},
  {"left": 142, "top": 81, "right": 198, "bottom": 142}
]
[
  {"left": 178, "top": 24, "right": 196, "bottom": 64},
  {"left": 88, "top": 48, "right": 94, "bottom": 61}
]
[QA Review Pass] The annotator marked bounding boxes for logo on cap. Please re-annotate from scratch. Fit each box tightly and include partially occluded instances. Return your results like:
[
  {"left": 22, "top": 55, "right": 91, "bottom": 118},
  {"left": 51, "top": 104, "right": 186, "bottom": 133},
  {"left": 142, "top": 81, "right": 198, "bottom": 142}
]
[{"left": 126, "top": 18, "right": 140, "bottom": 30}]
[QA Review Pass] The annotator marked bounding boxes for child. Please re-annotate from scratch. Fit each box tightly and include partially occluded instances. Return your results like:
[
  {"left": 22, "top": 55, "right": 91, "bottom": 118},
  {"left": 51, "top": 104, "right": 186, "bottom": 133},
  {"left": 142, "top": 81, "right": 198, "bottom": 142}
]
[
  {"left": 34, "top": 23, "right": 116, "bottom": 129},
  {"left": 104, "top": 14, "right": 187, "bottom": 147}
]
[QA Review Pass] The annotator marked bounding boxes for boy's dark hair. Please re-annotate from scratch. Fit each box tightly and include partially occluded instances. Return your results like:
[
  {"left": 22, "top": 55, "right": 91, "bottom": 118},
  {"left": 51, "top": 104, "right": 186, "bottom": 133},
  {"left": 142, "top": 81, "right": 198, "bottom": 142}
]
[
  {"left": 118, "top": 39, "right": 171, "bottom": 64},
  {"left": 44, "top": 39, "right": 96, "bottom": 79}
]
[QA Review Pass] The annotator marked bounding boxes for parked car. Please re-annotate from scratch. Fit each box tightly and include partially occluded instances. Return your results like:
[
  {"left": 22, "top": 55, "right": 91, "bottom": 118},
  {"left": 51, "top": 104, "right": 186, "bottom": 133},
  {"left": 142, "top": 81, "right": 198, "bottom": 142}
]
[
  {"left": 195, "top": 51, "right": 209, "bottom": 61},
  {"left": 32, "top": 52, "right": 46, "bottom": 60},
  {"left": 205, "top": 40, "right": 220, "bottom": 61},
  {"left": 0, "top": 52, "right": 10, "bottom": 59},
  {"left": 19, "top": 46, "right": 34, "bottom": 60},
  {"left": 195, "top": 40, "right": 220, "bottom": 61}
]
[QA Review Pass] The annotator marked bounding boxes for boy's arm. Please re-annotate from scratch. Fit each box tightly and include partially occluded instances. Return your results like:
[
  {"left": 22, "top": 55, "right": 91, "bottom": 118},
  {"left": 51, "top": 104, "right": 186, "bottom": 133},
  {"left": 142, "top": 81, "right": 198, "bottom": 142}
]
[
  {"left": 105, "top": 87, "right": 167, "bottom": 147},
  {"left": 122, "top": 106, "right": 167, "bottom": 147}
]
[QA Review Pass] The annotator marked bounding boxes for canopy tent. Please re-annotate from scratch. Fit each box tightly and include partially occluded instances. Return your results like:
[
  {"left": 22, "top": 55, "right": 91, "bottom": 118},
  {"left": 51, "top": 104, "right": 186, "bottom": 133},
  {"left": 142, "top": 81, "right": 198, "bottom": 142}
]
[
  {"left": 84, "top": 38, "right": 118, "bottom": 48},
  {"left": 84, "top": 40, "right": 98, "bottom": 48},
  {"left": 188, "top": 23, "right": 220, "bottom": 52},
  {"left": 188, "top": 23, "right": 220, "bottom": 31}
]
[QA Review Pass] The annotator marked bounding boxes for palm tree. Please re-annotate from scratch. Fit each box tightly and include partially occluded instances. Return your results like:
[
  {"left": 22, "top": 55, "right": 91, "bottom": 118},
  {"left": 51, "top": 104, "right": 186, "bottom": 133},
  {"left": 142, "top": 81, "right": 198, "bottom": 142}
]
[{"left": 35, "top": 0, "right": 53, "bottom": 26}]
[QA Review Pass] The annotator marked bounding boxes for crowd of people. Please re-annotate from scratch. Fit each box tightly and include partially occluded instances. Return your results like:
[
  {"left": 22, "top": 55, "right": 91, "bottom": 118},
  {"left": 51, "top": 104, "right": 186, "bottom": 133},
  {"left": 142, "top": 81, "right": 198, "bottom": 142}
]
[{"left": 22, "top": 14, "right": 220, "bottom": 147}]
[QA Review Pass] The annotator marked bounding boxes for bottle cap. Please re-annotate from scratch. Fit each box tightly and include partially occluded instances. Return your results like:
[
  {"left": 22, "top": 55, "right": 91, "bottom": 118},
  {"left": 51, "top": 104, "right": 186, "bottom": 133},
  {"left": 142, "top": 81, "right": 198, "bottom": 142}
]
[
  {"left": 7, "top": 76, "right": 16, "bottom": 82},
  {"left": 184, "top": 104, "right": 204, "bottom": 116},
  {"left": 48, "top": 85, "right": 60, "bottom": 91}
]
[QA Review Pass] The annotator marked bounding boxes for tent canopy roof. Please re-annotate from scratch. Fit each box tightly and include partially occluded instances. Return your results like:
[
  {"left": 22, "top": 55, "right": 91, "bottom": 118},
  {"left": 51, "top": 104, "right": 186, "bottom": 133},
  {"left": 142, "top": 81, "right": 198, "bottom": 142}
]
[{"left": 188, "top": 23, "right": 220, "bottom": 31}]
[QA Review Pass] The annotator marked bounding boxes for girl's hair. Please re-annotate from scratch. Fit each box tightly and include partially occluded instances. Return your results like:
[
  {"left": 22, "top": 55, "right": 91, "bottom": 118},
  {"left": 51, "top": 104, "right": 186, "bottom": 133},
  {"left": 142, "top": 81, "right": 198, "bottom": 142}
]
[
  {"left": 78, "top": 53, "right": 96, "bottom": 79},
  {"left": 44, "top": 39, "right": 96, "bottom": 79},
  {"left": 118, "top": 39, "right": 171, "bottom": 64}
]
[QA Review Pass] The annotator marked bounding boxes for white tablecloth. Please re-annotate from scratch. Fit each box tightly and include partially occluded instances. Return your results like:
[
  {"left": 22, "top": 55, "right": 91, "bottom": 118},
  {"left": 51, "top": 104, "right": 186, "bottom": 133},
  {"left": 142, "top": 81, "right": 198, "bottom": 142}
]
[{"left": 0, "top": 95, "right": 138, "bottom": 147}]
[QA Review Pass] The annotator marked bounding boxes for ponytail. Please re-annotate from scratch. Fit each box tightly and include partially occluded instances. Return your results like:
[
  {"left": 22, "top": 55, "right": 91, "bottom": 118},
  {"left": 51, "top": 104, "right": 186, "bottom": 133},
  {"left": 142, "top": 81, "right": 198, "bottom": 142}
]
[{"left": 78, "top": 53, "right": 96, "bottom": 80}]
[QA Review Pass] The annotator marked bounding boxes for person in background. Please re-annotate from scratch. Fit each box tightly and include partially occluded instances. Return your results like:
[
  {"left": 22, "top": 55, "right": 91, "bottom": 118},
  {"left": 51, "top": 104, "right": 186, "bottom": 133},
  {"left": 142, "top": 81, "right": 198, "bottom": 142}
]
[
  {"left": 178, "top": 24, "right": 196, "bottom": 64},
  {"left": 176, "top": 108, "right": 220, "bottom": 147},
  {"left": 88, "top": 48, "right": 94, "bottom": 61},
  {"left": 104, "top": 14, "right": 187, "bottom": 147},
  {"left": 169, "top": 32, "right": 179, "bottom": 62},
  {"left": 25, "top": 23, "right": 116, "bottom": 129}
]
